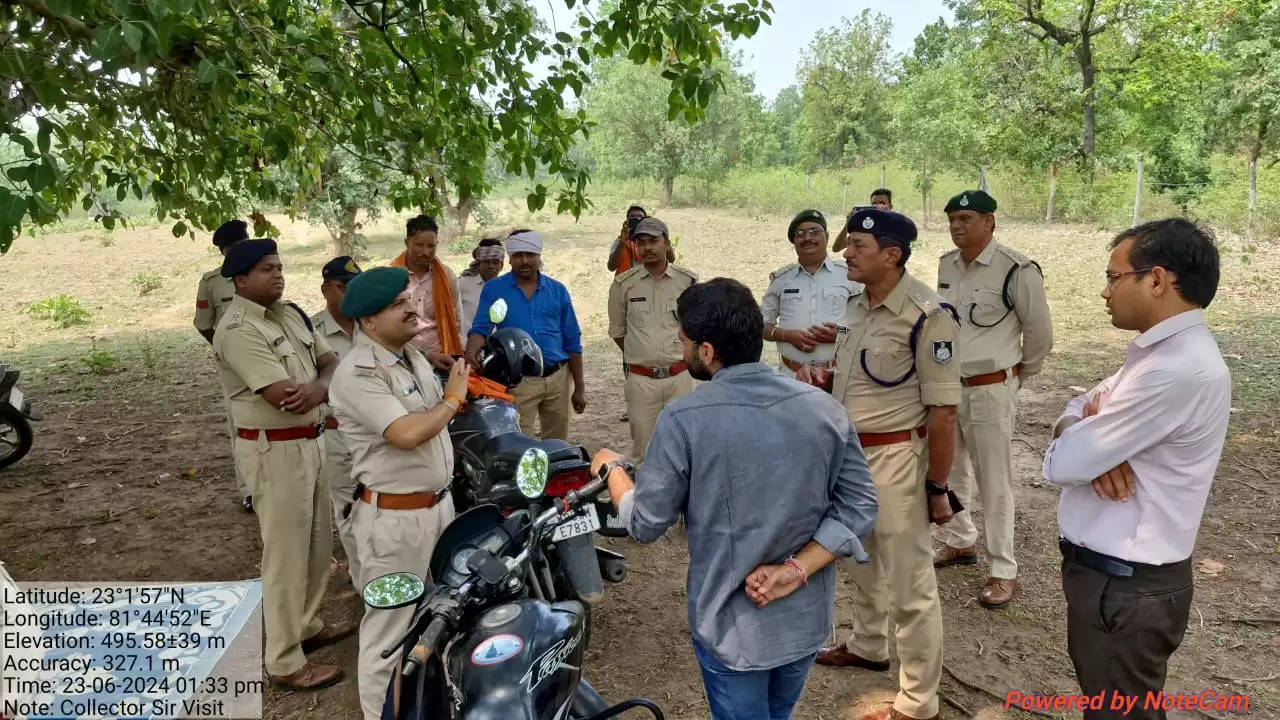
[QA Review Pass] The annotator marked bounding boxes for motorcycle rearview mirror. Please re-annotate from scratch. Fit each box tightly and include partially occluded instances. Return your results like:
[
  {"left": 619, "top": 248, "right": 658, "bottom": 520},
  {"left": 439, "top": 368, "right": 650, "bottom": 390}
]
[
  {"left": 488, "top": 298, "right": 508, "bottom": 324},
  {"left": 515, "top": 447, "right": 549, "bottom": 499},
  {"left": 362, "top": 572, "right": 426, "bottom": 610}
]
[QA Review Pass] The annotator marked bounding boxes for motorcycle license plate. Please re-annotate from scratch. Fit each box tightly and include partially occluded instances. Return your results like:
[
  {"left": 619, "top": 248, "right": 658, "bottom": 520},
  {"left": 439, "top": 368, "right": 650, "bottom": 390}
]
[{"left": 552, "top": 504, "right": 601, "bottom": 543}]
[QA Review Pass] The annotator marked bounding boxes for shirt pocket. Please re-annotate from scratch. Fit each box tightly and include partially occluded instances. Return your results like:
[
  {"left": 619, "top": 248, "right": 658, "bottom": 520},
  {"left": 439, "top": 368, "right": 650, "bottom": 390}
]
[
  {"left": 394, "top": 380, "right": 428, "bottom": 413},
  {"left": 967, "top": 289, "right": 1008, "bottom": 326},
  {"left": 626, "top": 295, "right": 651, "bottom": 324},
  {"left": 822, "top": 287, "right": 849, "bottom": 318},
  {"left": 860, "top": 342, "right": 913, "bottom": 383},
  {"left": 266, "top": 330, "right": 304, "bottom": 379},
  {"left": 660, "top": 298, "right": 679, "bottom": 330},
  {"left": 535, "top": 302, "right": 560, "bottom": 334},
  {"left": 778, "top": 288, "right": 804, "bottom": 318}
]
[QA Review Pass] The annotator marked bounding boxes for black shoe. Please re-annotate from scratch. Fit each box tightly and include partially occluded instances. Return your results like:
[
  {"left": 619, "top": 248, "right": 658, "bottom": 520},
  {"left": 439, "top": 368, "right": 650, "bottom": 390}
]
[{"left": 242, "top": 495, "right": 254, "bottom": 514}]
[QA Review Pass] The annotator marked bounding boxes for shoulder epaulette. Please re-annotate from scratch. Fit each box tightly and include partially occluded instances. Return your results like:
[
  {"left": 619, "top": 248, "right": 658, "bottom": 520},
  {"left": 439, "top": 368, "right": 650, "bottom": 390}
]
[{"left": 768, "top": 263, "right": 798, "bottom": 283}]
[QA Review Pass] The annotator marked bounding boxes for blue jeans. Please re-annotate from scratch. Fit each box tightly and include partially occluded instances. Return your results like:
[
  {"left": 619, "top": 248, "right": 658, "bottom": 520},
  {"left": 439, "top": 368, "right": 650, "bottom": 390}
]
[{"left": 692, "top": 639, "right": 817, "bottom": 720}]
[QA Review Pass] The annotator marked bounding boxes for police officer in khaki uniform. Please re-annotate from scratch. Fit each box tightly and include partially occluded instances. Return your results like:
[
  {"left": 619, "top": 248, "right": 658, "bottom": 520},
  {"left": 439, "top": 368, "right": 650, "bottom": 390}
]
[
  {"left": 934, "top": 190, "right": 1053, "bottom": 608},
  {"left": 313, "top": 256, "right": 363, "bottom": 589},
  {"left": 213, "top": 239, "right": 354, "bottom": 690},
  {"left": 194, "top": 219, "right": 252, "bottom": 511},
  {"left": 608, "top": 217, "right": 698, "bottom": 458},
  {"left": 328, "top": 266, "right": 469, "bottom": 720},
  {"left": 811, "top": 208, "right": 961, "bottom": 720},
  {"left": 762, "top": 210, "right": 863, "bottom": 378}
]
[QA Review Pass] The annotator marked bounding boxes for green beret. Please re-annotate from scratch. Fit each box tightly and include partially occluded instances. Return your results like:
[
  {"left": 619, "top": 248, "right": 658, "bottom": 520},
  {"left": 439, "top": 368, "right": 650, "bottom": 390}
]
[
  {"left": 340, "top": 266, "right": 409, "bottom": 318},
  {"left": 787, "top": 209, "right": 826, "bottom": 243},
  {"left": 944, "top": 190, "right": 997, "bottom": 214},
  {"left": 220, "top": 238, "right": 277, "bottom": 277}
]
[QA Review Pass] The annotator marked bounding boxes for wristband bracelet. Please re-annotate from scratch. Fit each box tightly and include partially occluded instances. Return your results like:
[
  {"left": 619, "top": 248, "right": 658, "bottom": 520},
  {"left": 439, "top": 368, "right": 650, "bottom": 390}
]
[
  {"left": 444, "top": 393, "right": 465, "bottom": 410},
  {"left": 784, "top": 556, "right": 807, "bottom": 586}
]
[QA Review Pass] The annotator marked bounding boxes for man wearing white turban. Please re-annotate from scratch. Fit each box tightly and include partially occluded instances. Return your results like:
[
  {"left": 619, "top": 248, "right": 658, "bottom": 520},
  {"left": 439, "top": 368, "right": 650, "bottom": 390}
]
[{"left": 466, "top": 229, "right": 588, "bottom": 439}]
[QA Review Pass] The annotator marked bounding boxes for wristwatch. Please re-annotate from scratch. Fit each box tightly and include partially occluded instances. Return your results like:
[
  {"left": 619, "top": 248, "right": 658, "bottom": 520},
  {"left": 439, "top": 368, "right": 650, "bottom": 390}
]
[
  {"left": 924, "top": 479, "right": 950, "bottom": 496},
  {"left": 596, "top": 460, "right": 629, "bottom": 484}
]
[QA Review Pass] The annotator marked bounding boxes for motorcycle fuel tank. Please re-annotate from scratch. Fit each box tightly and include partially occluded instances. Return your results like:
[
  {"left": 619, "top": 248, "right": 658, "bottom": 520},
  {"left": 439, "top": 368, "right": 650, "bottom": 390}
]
[{"left": 450, "top": 599, "right": 587, "bottom": 720}]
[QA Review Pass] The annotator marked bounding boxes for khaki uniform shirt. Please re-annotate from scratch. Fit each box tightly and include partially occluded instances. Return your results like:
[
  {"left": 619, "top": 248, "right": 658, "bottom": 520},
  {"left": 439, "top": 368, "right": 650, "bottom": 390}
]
[
  {"left": 312, "top": 309, "right": 354, "bottom": 359},
  {"left": 407, "top": 263, "right": 464, "bottom": 354},
  {"left": 608, "top": 263, "right": 698, "bottom": 368},
  {"left": 936, "top": 240, "right": 1052, "bottom": 378},
  {"left": 762, "top": 258, "right": 864, "bottom": 366},
  {"left": 193, "top": 269, "right": 237, "bottom": 333},
  {"left": 458, "top": 272, "right": 486, "bottom": 337},
  {"left": 329, "top": 334, "right": 454, "bottom": 494},
  {"left": 832, "top": 271, "right": 962, "bottom": 433},
  {"left": 213, "top": 295, "right": 332, "bottom": 429}
]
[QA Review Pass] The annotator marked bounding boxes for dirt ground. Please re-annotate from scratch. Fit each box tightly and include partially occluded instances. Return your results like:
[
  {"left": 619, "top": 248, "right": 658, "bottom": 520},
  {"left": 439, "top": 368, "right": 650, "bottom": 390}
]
[{"left": 1, "top": 207, "right": 1277, "bottom": 719}]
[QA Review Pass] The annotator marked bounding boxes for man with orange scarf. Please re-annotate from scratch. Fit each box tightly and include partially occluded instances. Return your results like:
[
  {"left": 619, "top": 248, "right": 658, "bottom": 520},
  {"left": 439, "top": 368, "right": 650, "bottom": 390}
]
[{"left": 389, "top": 215, "right": 464, "bottom": 368}]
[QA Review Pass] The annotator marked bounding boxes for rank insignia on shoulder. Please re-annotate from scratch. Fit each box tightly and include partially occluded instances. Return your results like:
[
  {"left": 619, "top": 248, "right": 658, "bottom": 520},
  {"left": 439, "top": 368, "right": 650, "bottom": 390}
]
[{"left": 932, "top": 340, "right": 953, "bottom": 364}]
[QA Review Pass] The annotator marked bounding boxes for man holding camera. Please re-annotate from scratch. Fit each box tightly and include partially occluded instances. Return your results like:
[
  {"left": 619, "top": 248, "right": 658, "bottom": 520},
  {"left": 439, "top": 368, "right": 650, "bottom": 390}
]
[{"left": 608, "top": 205, "right": 676, "bottom": 274}]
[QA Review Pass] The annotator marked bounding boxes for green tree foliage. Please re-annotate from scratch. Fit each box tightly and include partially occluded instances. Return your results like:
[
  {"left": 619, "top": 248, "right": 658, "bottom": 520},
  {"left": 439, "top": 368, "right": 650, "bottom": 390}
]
[
  {"left": 0, "top": 0, "right": 774, "bottom": 251},
  {"left": 795, "top": 10, "right": 895, "bottom": 168}
]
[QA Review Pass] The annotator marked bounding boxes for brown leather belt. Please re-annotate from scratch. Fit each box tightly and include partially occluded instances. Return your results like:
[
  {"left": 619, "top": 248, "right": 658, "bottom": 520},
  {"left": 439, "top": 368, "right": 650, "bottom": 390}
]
[
  {"left": 858, "top": 426, "right": 927, "bottom": 448},
  {"left": 963, "top": 365, "right": 1020, "bottom": 387},
  {"left": 781, "top": 357, "right": 834, "bottom": 372},
  {"left": 237, "top": 425, "right": 322, "bottom": 441},
  {"left": 626, "top": 361, "right": 687, "bottom": 379},
  {"left": 324, "top": 416, "right": 339, "bottom": 430},
  {"left": 359, "top": 487, "right": 444, "bottom": 510}
]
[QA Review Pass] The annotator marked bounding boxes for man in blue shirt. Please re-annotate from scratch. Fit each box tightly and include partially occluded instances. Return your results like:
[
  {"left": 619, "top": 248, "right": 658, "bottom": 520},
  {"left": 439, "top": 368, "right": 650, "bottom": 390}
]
[
  {"left": 591, "top": 277, "right": 878, "bottom": 720},
  {"left": 466, "top": 229, "right": 587, "bottom": 440}
]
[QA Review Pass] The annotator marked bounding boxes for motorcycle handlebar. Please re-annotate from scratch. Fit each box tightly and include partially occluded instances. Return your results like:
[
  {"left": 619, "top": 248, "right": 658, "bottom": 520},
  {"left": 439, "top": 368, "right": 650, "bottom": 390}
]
[
  {"left": 563, "top": 476, "right": 607, "bottom": 508},
  {"left": 401, "top": 616, "right": 449, "bottom": 677}
]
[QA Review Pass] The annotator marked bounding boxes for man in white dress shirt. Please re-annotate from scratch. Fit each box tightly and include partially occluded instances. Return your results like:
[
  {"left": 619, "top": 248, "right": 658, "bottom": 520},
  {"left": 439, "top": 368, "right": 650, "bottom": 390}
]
[{"left": 1043, "top": 218, "right": 1230, "bottom": 720}]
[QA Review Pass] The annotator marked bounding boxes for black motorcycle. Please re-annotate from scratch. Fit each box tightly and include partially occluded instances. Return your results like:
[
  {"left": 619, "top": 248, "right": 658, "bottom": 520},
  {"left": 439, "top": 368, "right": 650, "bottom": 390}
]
[
  {"left": 0, "top": 364, "right": 40, "bottom": 469},
  {"left": 363, "top": 455, "right": 661, "bottom": 720}
]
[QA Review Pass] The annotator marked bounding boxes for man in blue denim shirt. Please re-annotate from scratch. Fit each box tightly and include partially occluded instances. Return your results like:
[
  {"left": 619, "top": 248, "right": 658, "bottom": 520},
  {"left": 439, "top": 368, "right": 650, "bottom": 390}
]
[
  {"left": 465, "top": 229, "right": 587, "bottom": 440},
  {"left": 592, "top": 278, "right": 878, "bottom": 720}
]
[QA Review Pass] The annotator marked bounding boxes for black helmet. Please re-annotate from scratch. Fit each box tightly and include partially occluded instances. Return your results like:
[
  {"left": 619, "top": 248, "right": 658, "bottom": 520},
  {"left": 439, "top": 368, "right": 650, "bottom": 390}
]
[{"left": 480, "top": 327, "right": 543, "bottom": 387}]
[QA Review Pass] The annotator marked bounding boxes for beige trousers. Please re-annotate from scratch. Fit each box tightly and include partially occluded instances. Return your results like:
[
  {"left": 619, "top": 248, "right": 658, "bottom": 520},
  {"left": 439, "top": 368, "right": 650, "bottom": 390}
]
[
  {"left": 321, "top": 428, "right": 360, "bottom": 588},
  {"left": 234, "top": 434, "right": 332, "bottom": 677},
  {"left": 351, "top": 496, "right": 455, "bottom": 720},
  {"left": 623, "top": 371, "right": 694, "bottom": 459},
  {"left": 512, "top": 364, "right": 571, "bottom": 440},
  {"left": 843, "top": 438, "right": 943, "bottom": 720},
  {"left": 942, "top": 377, "right": 1019, "bottom": 579}
]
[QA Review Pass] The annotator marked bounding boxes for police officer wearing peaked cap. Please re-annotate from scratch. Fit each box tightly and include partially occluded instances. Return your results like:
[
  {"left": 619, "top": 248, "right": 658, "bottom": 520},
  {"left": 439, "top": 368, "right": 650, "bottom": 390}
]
[
  {"left": 328, "top": 266, "right": 469, "bottom": 720},
  {"left": 808, "top": 208, "right": 961, "bottom": 720},
  {"left": 213, "top": 238, "right": 354, "bottom": 690},
  {"left": 933, "top": 190, "right": 1053, "bottom": 609}
]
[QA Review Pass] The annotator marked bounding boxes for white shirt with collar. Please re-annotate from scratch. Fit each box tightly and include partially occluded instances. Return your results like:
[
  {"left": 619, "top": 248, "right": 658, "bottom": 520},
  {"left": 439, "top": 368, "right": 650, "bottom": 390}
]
[
  {"left": 1042, "top": 309, "right": 1231, "bottom": 564},
  {"left": 761, "top": 257, "right": 863, "bottom": 366}
]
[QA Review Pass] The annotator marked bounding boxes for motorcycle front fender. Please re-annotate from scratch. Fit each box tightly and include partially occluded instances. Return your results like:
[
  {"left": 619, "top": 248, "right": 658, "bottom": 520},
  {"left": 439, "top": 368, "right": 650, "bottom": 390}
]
[{"left": 556, "top": 532, "right": 605, "bottom": 605}]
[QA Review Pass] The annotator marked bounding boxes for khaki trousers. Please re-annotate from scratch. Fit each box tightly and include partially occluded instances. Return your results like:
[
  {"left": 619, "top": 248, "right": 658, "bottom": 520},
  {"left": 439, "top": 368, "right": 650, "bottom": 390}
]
[
  {"left": 234, "top": 434, "right": 332, "bottom": 677},
  {"left": 222, "top": 387, "right": 247, "bottom": 498},
  {"left": 843, "top": 438, "right": 943, "bottom": 719},
  {"left": 623, "top": 371, "right": 694, "bottom": 459},
  {"left": 942, "top": 377, "right": 1019, "bottom": 579},
  {"left": 321, "top": 429, "right": 360, "bottom": 588},
  {"left": 512, "top": 364, "right": 571, "bottom": 440},
  {"left": 352, "top": 496, "right": 455, "bottom": 720}
]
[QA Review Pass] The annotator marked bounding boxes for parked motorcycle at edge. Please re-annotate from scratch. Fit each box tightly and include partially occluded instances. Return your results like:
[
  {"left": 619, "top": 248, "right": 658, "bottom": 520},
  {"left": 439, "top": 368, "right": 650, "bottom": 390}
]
[
  {"left": 0, "top": 363, "right": 41, "bottom": 469},
  {"left": 363, "top": 449, "right": 662, "bottom": 720}
]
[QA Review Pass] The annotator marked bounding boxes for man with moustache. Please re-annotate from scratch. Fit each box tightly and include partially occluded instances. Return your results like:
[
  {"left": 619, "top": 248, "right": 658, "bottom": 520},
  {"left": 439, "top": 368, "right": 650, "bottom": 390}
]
[
  {"left": 809, "top": 208, "right": 961, "bottom": 720},
  {"left": 834, "top": 189, "right": 894, "bottom": 252},
  {"left": 591, "top": 278, "right": 878, "bottom": 720},
  {"left": 933, "top": 190, "right": 1053, "bottom": 608},
  {"left": 763, "top": 210, "right": 863, "bottom": 379},
  {"left": 607, "top": 204, "right": 675, "bottom": 274},
  {"left": 213, "top": 239, "right": 353, "bottom": 690},
  {"left": 608, "top": 216, "right": 698, "bottom": 458},
  {"left": 1044, "top": 219, "right": 1228, "bottom": 720},
  {"left": 459, "top": 236, "right": 505, "bottom": 333},
  {"left": 390, "top": 215, "right": 464, "bottom": 369},
  {"left": 312, "top": 256, "right": 363, "bottom": 589},
  {"left": 466, "top": 229, "right": 587, "bottom": 440},
  {"left": 328, "top": 266, "right": 470, "bottom": 720}
]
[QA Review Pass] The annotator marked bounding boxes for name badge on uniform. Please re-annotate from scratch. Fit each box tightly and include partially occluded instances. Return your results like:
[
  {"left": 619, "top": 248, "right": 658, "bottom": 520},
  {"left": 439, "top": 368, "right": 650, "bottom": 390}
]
[
  {"left": 836, "top": 325, "right": 849, "bottom": 334},
  {"left": 938, "top": 283, "right": 950, "bottom": 290},
  {"left": 401, "top": 383, "right": 419, "bottom": 397},
  {"left": 629, "top": 297, "right": 647, "bottom": 303},
  {"left": 272, "top": 336, "right": 286, "bottom": 347},
  {"left": 783, "top": 288, "right": 800, "bottom": 294}
]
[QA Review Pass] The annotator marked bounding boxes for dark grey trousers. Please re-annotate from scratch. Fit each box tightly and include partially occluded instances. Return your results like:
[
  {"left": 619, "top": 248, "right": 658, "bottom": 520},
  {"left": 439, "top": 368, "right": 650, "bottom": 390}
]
[{"left": 1062, "top": 555, "right": 1194, "bottom": 720}]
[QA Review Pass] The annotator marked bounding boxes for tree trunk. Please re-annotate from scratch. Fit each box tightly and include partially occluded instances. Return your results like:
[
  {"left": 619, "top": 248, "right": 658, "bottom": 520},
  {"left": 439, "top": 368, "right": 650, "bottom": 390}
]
[
  {"left": 922, "top": 160, "right": 931, "bottom": 229},
  {"left": 1046, "top": 162, "right": 1057, "bottom": 223},
  {"left": 329, "top": 205, "right": 360, "bottom": 256},
  {"left": 1133, "top": 153, "right": 1144, "bottom": 227},
  {"left": 662, "top": 175, "right": 674, "bottom": 205},
  {"left": 880, "top": 165, "right": 886, "bottom": 188},
  {"left": 1078, "top": 41, "right": 1097, "bottom": 162},
  {"left": 979, "top": 164, "right": 990, "bottom": 192}
]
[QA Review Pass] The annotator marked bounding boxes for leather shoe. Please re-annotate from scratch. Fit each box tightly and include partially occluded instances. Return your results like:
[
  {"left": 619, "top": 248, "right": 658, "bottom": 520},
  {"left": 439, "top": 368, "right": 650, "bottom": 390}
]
[
  {"left": 301, "top": 620, "right": 357, "bottom": 654},
  {"left": 860, "top": 707, "right": 939, "bottom": 720},
  {"left": 242, "top": 495, "right": 254, "bottom": 514},
  {"left": 267, "top": 662, "right": 342, "bottom": 690},
  {"left": 814, "top": 645, "right": 890, "bottom": 671},
  {"left": 979, "top": 577, "right": 1017, "bottom": 608},
  {"left": 933, "top": 544, "right": 976, "bottom": 568}
]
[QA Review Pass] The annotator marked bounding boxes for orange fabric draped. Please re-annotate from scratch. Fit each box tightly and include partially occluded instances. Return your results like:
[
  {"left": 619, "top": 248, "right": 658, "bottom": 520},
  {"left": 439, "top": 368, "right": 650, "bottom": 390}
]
[
  {"left": 388, "top": 252, "right": 462, "bottom": 355},
  {"left": 467, "top": 372, "right": 515, "bottom": 404},
  {"left": 613, "top": 238, "right": 640, "bottom": 276}
]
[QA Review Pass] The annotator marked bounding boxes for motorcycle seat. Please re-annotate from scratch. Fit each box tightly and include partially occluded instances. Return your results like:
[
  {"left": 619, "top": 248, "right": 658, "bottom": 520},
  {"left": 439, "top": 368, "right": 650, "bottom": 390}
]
[{"left": 482, "top": 433, "right": 586, "bottom": 482}]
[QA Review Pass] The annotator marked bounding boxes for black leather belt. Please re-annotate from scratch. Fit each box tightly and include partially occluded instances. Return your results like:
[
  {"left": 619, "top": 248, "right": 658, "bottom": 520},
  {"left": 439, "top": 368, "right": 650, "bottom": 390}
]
[
  {"left": 540, "top": 361, "right": 565, "bottom": 378},
  {"left": 1058, "top": 539, "right": 1185, "bottom": 579}
]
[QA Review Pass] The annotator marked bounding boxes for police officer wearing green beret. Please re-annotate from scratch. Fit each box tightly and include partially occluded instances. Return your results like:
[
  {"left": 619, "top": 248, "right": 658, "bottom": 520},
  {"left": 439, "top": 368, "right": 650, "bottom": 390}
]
[{"left": 327, "top": 267, "right": 469, "bottom": 720}]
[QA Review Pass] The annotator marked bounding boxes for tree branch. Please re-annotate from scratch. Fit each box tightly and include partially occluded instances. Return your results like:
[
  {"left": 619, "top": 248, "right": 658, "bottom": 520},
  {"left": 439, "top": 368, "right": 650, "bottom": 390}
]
[
  {"left": 343, "top": 0, "right": 421, "bottom": 85},
  {"left": 1013, "top": 0, "right": 1079, "bottom": 46},
  {"left": 3, "top": 0, "right": 93, "bottom": 41}
]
